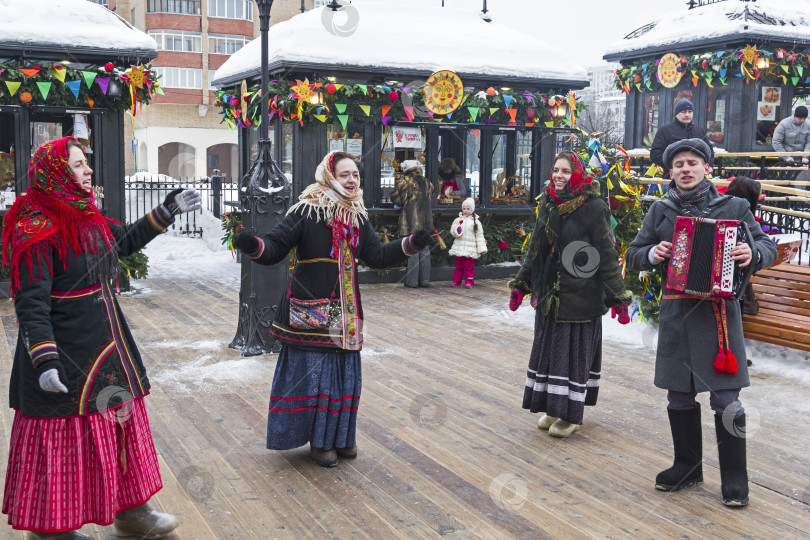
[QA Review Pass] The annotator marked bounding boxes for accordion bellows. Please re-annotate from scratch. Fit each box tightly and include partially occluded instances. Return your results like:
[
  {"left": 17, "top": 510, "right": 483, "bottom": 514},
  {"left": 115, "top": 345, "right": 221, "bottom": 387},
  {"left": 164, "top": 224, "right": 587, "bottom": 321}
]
[{"left": 666, "top": 216, "right": 755, "bottom": 299}]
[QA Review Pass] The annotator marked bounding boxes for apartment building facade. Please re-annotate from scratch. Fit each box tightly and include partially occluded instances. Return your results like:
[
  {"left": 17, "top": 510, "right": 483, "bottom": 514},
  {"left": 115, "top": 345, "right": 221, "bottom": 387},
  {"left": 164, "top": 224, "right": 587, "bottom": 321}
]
[{"left": 98, "top": 0, "right": 312, "bottom": 180}]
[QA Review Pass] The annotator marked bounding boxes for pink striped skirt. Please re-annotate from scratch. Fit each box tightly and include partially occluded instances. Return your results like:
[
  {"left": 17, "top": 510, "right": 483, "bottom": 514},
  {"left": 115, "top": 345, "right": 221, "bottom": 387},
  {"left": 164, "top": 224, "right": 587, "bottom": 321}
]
[{"left": 2, "top": 397, "right": 162, "bottom": 532}]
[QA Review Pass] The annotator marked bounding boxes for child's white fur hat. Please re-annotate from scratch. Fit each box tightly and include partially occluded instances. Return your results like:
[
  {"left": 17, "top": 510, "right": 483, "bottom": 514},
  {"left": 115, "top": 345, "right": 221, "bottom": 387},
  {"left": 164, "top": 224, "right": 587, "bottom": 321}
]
[
  {"left": 401, "top": 160, "right": 421, "bottom": 173},
  {"left": 462, "top": 197, "right": 475, "bottom": 213}
]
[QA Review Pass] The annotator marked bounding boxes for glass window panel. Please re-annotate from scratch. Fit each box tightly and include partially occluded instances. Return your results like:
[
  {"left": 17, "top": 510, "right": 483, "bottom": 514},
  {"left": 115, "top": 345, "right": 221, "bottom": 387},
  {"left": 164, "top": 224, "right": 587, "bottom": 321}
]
[
  {"left": 236, "top": 0, "right": 243, "bottom": 18},
  {"left": 380, "top": 125, "right": 396, "bottom": 205},
  {"left": 756, "top": 82, "right": 781, "bottom": 147},
  {"left": 491, "top": 133, "right": 509, "bottom": 204},
  {"left": 436, "top": 128, "right": 467, "bottom": 205},
  {"left": 706, "top": 86, "right": 728, "bottom": 146},
  {"left": 218, "top": 0, "right": 225, "bottom": 16},
  {"left": 227, "top": 0, "right": 234, "bottom": 18},
  {"left": 465, "top": 129, "right": 480, "bottom": 202},
  {"left": 642, "top": 93, "right": 660, "bottom": 147},
  {"left": 281, "top": 123, "right": 294, "bottom": 182}
]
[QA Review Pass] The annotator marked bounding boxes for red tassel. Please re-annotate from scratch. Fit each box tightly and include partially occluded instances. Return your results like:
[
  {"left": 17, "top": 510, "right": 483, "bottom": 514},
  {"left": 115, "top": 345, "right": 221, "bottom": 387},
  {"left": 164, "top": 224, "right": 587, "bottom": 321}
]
[
  {"left": 714, "top": 349, "right": 726, "bottom": 375},
  {"left": 725, "top": 349, "right": 738, "bottom": 375}
]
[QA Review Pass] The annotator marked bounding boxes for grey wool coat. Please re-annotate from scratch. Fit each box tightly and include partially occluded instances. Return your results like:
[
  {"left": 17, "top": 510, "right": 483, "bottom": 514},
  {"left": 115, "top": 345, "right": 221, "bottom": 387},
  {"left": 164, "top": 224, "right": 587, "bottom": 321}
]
[{"left": 626, "top": 183, "right": 777, "bottom": 392}]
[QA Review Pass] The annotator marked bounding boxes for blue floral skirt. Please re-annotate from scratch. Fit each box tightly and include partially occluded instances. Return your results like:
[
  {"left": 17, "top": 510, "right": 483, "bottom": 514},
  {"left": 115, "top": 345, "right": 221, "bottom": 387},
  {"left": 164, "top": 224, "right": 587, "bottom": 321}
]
[{"left": 267, "top": 345, "right": 361, "bottom": 451}]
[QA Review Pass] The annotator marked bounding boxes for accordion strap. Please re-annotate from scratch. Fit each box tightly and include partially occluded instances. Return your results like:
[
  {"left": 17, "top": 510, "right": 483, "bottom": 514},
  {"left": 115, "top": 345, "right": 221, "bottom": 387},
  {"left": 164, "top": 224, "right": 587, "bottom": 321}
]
[{"left": 662, "top": 294, "right": 739, "bottom": 376}]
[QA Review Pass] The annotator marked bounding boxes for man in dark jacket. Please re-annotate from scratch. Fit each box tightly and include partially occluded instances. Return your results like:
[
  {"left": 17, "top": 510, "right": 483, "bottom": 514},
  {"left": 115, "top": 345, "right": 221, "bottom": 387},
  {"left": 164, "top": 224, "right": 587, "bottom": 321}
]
[
  {"left": 650, "top": 99, "right": 714, "bottom": 178},
  {"left": 627, "top": 138, "right": 776, "bottom": 509}
]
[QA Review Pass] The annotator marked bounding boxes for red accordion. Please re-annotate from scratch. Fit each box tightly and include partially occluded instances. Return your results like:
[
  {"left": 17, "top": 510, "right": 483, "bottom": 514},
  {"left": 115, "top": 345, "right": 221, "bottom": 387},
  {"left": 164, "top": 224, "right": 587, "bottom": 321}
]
[{"left": 666, "top": 216, "right": 756, "bottom": 299}]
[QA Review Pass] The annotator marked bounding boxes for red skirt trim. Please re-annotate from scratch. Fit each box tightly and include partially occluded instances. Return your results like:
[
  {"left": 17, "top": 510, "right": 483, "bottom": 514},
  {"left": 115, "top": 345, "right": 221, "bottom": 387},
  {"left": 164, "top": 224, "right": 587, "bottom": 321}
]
[{"left": 2, "top": 397, "right": 162, "bottom": 532}]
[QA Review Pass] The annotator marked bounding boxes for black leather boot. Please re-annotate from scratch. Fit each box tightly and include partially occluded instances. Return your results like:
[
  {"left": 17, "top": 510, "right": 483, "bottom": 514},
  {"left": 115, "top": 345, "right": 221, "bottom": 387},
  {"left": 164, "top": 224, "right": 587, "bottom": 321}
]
[
  {"left": 655, "top": 404, "right": 704, "bottom": 491},
  {"left": 715, "top": 412, "right": 749, "bottom": 507}
]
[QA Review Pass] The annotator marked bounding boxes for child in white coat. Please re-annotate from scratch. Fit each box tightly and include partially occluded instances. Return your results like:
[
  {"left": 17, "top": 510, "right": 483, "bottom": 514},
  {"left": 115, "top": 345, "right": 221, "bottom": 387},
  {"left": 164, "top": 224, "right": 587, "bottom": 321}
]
[{"left": 449, "top": 198, "right": 486, "bottom": 288}]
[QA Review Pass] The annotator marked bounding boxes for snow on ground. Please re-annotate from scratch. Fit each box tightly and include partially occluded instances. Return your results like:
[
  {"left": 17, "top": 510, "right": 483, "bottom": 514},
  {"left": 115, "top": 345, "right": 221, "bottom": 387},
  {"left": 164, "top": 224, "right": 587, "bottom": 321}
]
[{"left": 136, "top": 208, "right": 241, "bottom": 288}]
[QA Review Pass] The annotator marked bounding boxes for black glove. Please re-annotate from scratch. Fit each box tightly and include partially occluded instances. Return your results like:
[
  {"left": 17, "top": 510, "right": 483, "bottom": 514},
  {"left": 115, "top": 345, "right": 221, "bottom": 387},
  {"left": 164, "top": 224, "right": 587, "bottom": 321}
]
[
  {"left": 412, "top": 229, "right": 431, "bottom": 250},
  {"left": 35, "top": 358, "right": 69, "bottom": 394},
  {"left": 232, "top": 233, "right": 260, "bottom": 254},
  {"left": 162, "top": 188, "right": 184, "bottom": 215}
]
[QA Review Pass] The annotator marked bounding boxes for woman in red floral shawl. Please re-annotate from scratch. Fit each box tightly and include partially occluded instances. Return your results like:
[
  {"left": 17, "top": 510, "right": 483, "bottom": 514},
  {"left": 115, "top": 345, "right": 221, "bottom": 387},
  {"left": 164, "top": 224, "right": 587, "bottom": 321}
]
[
  {"left": 2, "top": 137, "right": 199, "bottom": 539},
  {"left": 507, "top": 152, "right": 631, "bottom": 438}
]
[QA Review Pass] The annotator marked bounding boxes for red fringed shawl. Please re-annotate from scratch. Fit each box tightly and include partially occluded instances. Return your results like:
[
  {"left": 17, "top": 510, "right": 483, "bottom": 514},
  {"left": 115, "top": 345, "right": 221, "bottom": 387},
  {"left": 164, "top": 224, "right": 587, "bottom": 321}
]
[{"left": 1, "top": 137, "right": 118, "bottom": 294}]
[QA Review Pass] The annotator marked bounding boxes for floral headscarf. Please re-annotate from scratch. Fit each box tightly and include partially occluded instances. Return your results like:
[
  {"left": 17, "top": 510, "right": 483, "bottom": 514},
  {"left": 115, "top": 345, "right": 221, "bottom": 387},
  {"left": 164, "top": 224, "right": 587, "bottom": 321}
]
[
  {"left": 545, "top": 151, "right": 594, "bottom": 205},
  {"left": 2, "top": 137, "right": 118, "bottom": 293},
  {"left": 287, "top": 151, "right": 369, "bottom": 257}
]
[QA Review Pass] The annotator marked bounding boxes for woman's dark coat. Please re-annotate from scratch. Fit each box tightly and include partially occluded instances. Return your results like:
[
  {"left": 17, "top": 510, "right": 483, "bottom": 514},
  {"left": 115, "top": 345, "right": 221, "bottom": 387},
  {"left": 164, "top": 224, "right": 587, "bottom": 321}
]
[
  {"left": 248, "top": 207, "right": 410, "bottom": 351},
  {"left": 626, "top": 184, "right": 777, "bottom": 392},
  {"left": 513, "top": 194, "right": 626, "bottom": 322},
  {"left": 11, "top": 212, "right": 168, "bottom": 418}
]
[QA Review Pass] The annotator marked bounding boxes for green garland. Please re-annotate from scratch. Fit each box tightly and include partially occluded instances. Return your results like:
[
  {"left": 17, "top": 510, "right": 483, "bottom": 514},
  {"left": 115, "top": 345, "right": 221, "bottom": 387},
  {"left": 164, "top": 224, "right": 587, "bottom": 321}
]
[
  {"left": 215, "top": 78, "right": 584, "bottom": 129},
  {"left": 119, "top": 251, "right": 149, "bottom": 281},
  {"left": 0, "top": 60, "right": 161, "bottom": 111},
  {"left": 614, "top": 44, "right": 810, "bottom": 93}
]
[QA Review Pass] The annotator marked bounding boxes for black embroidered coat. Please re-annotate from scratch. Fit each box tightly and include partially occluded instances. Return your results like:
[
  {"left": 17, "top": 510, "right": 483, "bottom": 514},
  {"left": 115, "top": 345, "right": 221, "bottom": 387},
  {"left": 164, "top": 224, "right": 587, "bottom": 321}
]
[
  {"left": 247, "top": 207, "right": 415, "bottom": 351},
  {"left": 10, "top": 209, "right": 171, "bottom": 418}
]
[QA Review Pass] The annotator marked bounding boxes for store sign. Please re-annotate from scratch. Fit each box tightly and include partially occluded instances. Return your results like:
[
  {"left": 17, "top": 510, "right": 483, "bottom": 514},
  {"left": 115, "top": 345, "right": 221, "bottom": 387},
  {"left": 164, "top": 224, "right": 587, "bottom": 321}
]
[{"left": 393, "top": 126, "right": 422, "bottom": 148}]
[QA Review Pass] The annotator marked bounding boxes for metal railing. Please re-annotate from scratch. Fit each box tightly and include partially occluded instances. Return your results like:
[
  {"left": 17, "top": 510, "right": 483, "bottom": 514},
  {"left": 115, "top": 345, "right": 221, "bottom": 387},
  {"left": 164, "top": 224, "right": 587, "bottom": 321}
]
[{"left": 124, "top": 173, "right": 240, "bottom": 237}]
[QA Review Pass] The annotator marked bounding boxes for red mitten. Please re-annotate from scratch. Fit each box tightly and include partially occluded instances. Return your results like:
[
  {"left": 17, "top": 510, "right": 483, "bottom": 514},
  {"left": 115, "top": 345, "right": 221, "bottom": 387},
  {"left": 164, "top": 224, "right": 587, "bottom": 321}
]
[
  {"left": 509, "top": 290, "right": 524, "bottom": 311},
  {"left": 614, "top": 303, "right": 631, "bottom": 325}
]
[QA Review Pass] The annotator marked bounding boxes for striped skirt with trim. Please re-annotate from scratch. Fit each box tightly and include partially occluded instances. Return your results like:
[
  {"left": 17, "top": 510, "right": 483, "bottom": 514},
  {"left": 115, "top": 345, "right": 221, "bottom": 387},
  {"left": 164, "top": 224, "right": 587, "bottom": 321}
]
[
  {"left": 522, "top": 311, "right": 602, "bottom": 425},
  {"left": 267, "top": 345, "right": 361, "bottom": 451},
  {"left": 2, "top": 397, "right": 162, "bottom": 532}
]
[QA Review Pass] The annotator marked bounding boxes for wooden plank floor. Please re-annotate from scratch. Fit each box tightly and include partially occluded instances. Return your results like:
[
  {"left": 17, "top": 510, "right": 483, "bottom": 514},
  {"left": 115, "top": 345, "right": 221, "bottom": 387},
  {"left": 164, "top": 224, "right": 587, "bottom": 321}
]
[{"left": 1, "top": 273, "right": 809, "bottom": 539}]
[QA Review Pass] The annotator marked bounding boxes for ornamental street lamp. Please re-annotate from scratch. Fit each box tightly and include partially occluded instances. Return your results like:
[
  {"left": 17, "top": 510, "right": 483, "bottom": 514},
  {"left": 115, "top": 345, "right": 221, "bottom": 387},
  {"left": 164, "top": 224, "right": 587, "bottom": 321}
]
[{"left": 230, "top": 0, "right": 291, "bottom": 356}]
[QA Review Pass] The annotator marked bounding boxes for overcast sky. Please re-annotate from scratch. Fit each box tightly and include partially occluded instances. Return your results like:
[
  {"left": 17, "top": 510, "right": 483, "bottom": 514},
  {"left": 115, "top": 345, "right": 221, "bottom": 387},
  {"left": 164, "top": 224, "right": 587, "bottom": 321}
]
[{"left": 410, "top": 0, "right": 695, "bottom": 68}]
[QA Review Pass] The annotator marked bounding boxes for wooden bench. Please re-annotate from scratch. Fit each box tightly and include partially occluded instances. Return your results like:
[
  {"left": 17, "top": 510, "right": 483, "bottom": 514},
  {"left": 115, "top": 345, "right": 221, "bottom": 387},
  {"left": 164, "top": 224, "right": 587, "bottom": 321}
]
[{"left": 742, "top": 264, "right": 810, "bottom": 351}]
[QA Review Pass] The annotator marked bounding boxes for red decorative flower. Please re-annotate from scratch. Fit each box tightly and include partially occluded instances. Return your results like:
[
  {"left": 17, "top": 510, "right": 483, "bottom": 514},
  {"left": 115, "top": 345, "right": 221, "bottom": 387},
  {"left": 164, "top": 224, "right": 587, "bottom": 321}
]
[
  {"left": 498, "top": 241, "right": 508, "bottom": 250},
  {"left": 230, "top": 97, "right": 239, "bottom": 107},
  {"left": 459, "top": 220, "right": 463, "bottom": 224},
  {"left": 326, "top": 83, "right": 337, "bottom": 94},
  {"left": 388, "top": 91, "right": 399, "bottom": 101},
  {"left": 104, "top": 62, "right": 115, "bottom": 72}
]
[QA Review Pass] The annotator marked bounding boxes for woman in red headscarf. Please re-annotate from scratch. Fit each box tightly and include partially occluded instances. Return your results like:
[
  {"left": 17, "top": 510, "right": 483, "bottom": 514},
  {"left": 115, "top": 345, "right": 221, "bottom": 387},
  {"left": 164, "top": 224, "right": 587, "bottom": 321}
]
[
  {"left": 1, "top": 137, "right": 199, "bottom": 539},
  {"left": 507, "top": 151, "right": 631, "bottom": 438}
]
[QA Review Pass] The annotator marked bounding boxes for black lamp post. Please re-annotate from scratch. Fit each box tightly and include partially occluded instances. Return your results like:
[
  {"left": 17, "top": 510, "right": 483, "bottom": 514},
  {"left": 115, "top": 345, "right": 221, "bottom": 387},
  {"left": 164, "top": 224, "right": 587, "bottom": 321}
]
[
  {"left": 325, "top": 0, "right": 342, "bottom": 11},
  {"left": 300, "top": 0, "right": 306, "bottom": 13},
  {"left": 230, "top": 0, "right": 291, "bottom": 356}
]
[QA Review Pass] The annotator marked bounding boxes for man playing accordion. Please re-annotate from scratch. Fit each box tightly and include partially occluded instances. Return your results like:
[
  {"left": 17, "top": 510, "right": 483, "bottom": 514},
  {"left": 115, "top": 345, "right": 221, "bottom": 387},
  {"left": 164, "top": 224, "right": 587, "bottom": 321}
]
[{"left": 627, "top": 138, "right": 776, "bottom": 508}]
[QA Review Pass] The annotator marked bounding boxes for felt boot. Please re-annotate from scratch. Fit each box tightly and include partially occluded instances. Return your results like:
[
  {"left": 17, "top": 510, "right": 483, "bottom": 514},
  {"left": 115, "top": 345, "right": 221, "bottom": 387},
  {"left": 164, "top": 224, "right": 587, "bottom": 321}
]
[
  {"left": 114, "top": 502, "right": 179, "bottom": 539},
  {"left": 26, "top": 532, "right": 92, "bottom": 540},
  {"left": 537, "top": 414, "right": 558, "bottom": 430},
  {"left": 715, "top": 412, "right": 749, "bottom": 507},
  {"left": 548, "top": 419, "right": 580, "bottom": 437},
  {"left": 655, "top": 405, "right": 704, "bottom": 491},
  {"left": 310, "top": 444, "right": 338, "bottom": 467},
  {"left": 336, "top": 446, "right": 358, "bottom": 459}
]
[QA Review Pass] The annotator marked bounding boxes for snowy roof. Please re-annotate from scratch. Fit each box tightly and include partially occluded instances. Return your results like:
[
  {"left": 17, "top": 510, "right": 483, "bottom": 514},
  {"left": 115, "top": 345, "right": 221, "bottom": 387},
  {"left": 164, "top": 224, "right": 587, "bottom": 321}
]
[
  {"left": 0, "top": 0, "right": 157, "bottom": 64},
  {"left": 213, "top": 0, "right": 587, "bottom": 89},
  {"left": 604, "top": 0, "right": 810, "bottom": 61}
]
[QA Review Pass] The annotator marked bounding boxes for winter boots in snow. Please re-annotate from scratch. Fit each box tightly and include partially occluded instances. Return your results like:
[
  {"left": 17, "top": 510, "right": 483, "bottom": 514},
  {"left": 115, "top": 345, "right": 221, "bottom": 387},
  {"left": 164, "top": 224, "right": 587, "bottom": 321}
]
[
  {"left": 114, "top": 502, "right": 179, "bottom": 538},
  {"left": 715, "top": 412, "right": 749, "bottom": 507},
  {"left": 656, "top": 405, "right": 704, "bottom": 492},
  {"left": 537, "top": 414, "right": 558, "bottom": 430},
  {"left": 26, "top": 532, "right": 92, "bottom": 540}
]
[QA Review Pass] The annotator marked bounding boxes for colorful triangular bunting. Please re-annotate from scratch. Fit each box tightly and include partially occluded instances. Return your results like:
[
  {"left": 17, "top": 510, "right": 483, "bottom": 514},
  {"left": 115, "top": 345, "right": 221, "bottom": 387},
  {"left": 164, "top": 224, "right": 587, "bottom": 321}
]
[
  {"left": 82, "top": 71, "right": 97, "bottom": 89},
  {"left": 35, "top": 81, "right": 52, "bottom": 100},
  {"left": 5, "top": 81, "right": 21, "bottom": 96},
  {"left": 66, "top": 80, "right": 81, "bottom": 99}
]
